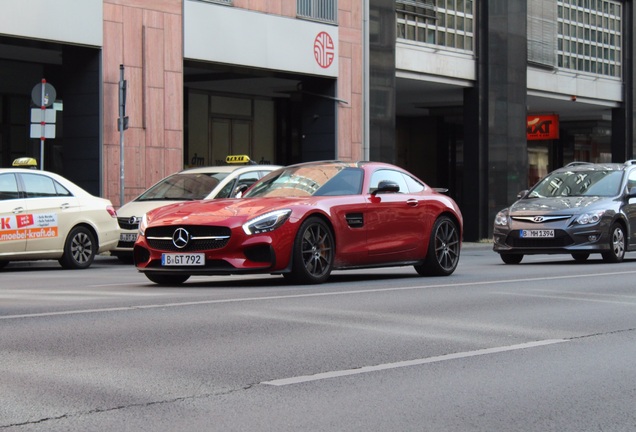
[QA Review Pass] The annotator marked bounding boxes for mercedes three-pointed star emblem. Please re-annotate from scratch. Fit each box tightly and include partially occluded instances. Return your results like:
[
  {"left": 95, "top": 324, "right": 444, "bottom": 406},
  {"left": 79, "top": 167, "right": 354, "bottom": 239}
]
[{"left": 172, "top": 227, "right": 190, "bottom": 249}]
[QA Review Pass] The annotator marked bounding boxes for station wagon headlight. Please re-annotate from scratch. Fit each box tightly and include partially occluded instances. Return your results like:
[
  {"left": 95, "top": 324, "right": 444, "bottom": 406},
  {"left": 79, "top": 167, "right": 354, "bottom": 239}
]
[
  {"left": 243, "top": 209, "right": 292, "bottom": 235},
  {"left": 494, "top": 209, "right": 509, "bottom": 226},
  {"left": 575, "top": 211, "right": 605, "bottom": 225}
]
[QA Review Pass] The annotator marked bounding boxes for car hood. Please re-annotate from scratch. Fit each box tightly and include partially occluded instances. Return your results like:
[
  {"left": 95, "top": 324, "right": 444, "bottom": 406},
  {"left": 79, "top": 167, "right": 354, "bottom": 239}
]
[
  {"left": 509, "top": 196, "right": 609, "bottom": 214},
  {"left": 146, "top": 197, "right": 311, "bottom": 226},
  {"left": 118, "top": 200, "right": 184, "bottom": 218}
]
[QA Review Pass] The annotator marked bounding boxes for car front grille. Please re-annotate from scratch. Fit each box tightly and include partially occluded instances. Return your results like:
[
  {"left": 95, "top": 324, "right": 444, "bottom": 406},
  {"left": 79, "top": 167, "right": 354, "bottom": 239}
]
[
  {"left": 118, "top": 217, "right": 139, "bottom": 230},
  {"left": 146, "top": 225, "right": 231, "bottom": 252}
]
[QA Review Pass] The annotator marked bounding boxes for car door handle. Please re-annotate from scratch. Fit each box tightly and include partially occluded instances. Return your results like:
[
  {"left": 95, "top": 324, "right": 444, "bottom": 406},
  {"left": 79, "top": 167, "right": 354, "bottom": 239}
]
[
  {"left": 60, "top": 203, "right": 70, "bottom": 209},
  {"left": 12, "top": 207, "right": 25, "bottom": 214},
  {"left": 406, "top": 199, "right": 418, "bottom": 207}
]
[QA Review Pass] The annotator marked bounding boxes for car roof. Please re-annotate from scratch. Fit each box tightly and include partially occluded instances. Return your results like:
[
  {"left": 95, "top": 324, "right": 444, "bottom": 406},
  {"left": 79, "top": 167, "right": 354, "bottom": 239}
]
[{"left": 555, "top": 161, "right": 636, "bottom": 173}]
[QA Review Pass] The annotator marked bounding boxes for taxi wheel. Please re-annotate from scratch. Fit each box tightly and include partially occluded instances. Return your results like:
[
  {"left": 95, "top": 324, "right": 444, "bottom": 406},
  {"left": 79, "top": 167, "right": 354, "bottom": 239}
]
[
  {"left": 602, "top": 222, "right": 626, "bottom": 263},
  {"left": 145, "top": 272, "right": 190, "bottom": 285},
  {"left": 416, "top": 216, "right": 460, "bottom": 276},
  {"left": 286, "top": 217, "right": 334, "bottom": 285},
  {"left": 59, "top": 226, "right": 96, "bottom": 269}
]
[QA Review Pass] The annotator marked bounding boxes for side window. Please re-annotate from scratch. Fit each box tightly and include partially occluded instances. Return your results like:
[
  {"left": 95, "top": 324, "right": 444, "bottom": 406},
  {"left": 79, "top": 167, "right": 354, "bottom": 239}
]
[
  {"left": 369, "top": 169, "right": 409, "bottom": 193},
  {"left": 21, "top": 173, "right": 58, "bottom": 198},
  {"left": 0, "top": 173, "right": 20, "bottom": 200},
  {"left": 403, "top": 173, "right": 425, "bottom": 193}
]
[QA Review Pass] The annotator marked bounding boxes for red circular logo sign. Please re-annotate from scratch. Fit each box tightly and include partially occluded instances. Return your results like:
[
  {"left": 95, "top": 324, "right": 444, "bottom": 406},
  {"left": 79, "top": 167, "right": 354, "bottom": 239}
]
[{"left": 314, "top": 31, "right": 335, "bottom": 69}]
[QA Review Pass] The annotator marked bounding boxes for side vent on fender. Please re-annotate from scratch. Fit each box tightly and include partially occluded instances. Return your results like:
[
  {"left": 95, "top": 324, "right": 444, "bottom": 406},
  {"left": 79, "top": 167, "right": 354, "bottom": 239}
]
[{"left": 345, "top": 213, "right": 364, "bottom": 228}]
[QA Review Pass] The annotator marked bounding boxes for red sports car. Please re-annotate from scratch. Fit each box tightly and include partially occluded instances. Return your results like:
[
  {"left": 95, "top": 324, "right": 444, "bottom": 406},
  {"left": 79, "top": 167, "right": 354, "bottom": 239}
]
[{"left": 134, "top": 161, "right": 463, "bottom": 285}]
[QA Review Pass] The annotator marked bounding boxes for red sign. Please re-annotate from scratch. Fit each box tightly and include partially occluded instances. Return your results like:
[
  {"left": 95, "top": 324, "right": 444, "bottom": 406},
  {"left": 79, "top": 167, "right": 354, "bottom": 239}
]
[
  {"left": 314, "top": 32, "right": 335, "bottom": 69},
  {"left": 527, "top": 114, "right": 559, "bottom": 141}
]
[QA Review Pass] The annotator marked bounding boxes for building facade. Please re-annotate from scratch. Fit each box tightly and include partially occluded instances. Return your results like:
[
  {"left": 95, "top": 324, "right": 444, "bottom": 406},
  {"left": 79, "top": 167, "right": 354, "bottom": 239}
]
[{"left": 0, "top": 0, "right": 633, "bottom": 241}]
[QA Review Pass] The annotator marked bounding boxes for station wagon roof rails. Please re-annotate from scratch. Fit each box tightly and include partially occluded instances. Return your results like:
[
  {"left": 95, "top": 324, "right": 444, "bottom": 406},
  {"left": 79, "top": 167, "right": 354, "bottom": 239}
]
[
  {"left": 624, "top": 160, "right": 636, "bottom": 166},
  {"left": 564, "top": 161, "right": 594, "bottom": 167}
]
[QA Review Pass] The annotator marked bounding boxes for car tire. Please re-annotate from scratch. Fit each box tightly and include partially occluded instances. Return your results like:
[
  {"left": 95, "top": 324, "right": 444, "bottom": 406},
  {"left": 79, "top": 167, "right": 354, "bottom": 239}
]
[
  {"left": 59, "top": 226, "right": 96, "bottom": 269},
  {"left": 602, "top": 222, "right": 626, "bottom": 263},
  {"left": 286, "top": 217, "right": 334, "bottom": 284},
  {"left": 415, "top": 216, "right": 460, "bottom": 276},
  {"left": 500, "top": 253, "right": 523, "bottom": 264},
  {"left": 572, "top": 253, "right": 590, "bottom": 262},
  {"left": 0, "top": 260, "right": 9, "bottom": 269},
  {"left": 145, "top": 272, "right": 190, "bottom": 285}
]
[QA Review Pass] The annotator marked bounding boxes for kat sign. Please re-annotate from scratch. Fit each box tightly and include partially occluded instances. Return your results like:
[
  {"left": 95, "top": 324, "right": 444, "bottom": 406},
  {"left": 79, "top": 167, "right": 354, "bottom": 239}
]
[{"left": 527, "top": 114, "right": 559, "bottom": 140}]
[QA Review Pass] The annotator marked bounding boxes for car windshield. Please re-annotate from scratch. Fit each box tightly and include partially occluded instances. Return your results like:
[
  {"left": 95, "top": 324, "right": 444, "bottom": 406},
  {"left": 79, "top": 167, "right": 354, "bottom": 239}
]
[
  {"left": 244, "top": 165, "right": 363, "bottom": 198},
  {"left": 136, "top": 172, "right": 229, "bottom": 201},
  {"left": 527, "top": 169, "right": 623, "bottom": 198}
]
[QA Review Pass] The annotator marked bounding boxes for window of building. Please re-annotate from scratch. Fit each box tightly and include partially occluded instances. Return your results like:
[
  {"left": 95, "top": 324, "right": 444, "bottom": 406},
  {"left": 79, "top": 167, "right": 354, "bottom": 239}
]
[
  {"left": 557, "top": 0, "right": 622, "bottom": 78},
  {"left": 297, "top": 0, "right": 337, "bottom": 24},
  {"left": 396, "top": 0, "right": 474, "bottom": 53}
]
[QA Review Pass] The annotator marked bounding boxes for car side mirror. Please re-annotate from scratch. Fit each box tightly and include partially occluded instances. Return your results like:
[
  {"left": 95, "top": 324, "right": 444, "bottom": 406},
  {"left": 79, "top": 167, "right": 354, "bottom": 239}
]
[
  {"left": 233, "top": 184, "right": 250, "bottom": 198},
  {"left": 628, "top": 187, "right": 636, "bottom": 198},
  {"left": 517, "top": 190, "right": 529, "bottom": 199},
  {"left": 372, "top": 180, "right": 400, "bottom": 195}
]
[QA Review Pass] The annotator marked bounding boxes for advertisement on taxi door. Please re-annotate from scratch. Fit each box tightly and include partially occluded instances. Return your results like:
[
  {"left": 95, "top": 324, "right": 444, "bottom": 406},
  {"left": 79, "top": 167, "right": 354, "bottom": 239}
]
[{"left": 0, "top": 213, "right": 58, "bottom": 241}]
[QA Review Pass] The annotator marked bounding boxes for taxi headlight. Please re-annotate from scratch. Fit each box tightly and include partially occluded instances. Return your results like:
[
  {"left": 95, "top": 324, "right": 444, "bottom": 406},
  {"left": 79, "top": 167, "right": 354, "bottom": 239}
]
[
  {"left": 494, "top": 209, "right": 509, "bottom": 226},
  {"left": 138, "top": 213, "right": 148, "bottom": 236},
  {"left": 575, "top": 211, "right": 605, "bottom": 225},
  {"left": 243, "top": 209, "right": 291, "bottom": 235}
]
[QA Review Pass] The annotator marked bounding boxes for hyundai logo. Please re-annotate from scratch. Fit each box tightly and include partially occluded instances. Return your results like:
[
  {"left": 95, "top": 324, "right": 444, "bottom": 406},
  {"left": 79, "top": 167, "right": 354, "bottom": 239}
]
[
  {"left": 172, "top": 228, "right": 190, "bottom": 249},
  {"left": 532, "top": 216, "right": 545, "bottom": 223}
]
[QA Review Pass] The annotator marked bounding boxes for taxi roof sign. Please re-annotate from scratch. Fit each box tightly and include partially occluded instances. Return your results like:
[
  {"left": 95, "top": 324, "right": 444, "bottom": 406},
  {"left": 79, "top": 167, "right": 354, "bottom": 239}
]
[
  {"left": 12, "top": 157, "right": 38, "bottom": 167},
  {"left": 226, "top": 155, "right": 254, "bottom": 164}
]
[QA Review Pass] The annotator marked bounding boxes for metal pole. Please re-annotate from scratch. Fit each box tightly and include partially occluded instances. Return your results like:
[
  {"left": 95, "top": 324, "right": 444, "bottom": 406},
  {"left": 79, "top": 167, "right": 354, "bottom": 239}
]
[
  {"left": 40, "top": 78, "right": 46, "bottom": 170},
  {"left": 119, "top": 65, "right": 125, "bottom": 206}
]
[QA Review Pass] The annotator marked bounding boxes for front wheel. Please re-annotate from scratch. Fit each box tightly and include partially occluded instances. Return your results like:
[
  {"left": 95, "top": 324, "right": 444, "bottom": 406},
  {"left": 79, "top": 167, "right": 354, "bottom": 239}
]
[
  {"left": 415, "top": 216, "right": 460, "bottom": 276},
  {"left": 500, "top": 253, "right": 523, "bottom": 264},
  {"left": 601, "top": 222, "right": 626, "bottom": 263},
  {"left": 286, "top": 217, "right": 334, "bottom": 284},
  {"left": 59, "top": 226, "right": 96, "bottom": 269},
  {"left": 145, "top": 272, "right": 190, "bottom": 285}
]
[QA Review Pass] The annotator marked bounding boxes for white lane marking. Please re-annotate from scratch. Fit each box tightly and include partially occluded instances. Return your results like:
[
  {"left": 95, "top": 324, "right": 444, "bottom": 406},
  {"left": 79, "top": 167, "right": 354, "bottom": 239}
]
[
  {"left": 261, "top": 339, "right": 568, "bottom": 386},
  {"left": 2, "top": 270, "right": 636, "bottom": 320}
]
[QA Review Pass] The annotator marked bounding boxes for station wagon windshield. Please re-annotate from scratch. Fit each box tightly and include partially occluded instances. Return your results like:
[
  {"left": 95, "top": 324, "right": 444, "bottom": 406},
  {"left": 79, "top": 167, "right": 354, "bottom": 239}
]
[{"left": 528, "top": 170, "right": 623, "bottom": 198}]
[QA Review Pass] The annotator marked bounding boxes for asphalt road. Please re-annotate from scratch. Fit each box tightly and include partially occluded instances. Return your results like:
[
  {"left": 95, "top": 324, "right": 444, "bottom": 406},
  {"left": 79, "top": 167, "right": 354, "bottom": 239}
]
[{"left": 2, "top": 244, "right": 636, "bottom": 431}]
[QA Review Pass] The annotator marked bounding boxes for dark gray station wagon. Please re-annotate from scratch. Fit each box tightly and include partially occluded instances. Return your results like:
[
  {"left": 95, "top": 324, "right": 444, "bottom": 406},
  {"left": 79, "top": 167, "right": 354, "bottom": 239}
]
[{"left": 493, "top": 161, "right": 636, "bottom": 264}]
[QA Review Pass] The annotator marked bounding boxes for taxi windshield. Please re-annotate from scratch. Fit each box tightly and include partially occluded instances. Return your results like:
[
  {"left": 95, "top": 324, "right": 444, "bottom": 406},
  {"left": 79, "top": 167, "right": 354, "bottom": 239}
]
[
  {"left": 528, "top": 169, "right": 623, "bottom": 198},
  {"left": 136, "top": 172, "right": 228, "bottom": 201}
]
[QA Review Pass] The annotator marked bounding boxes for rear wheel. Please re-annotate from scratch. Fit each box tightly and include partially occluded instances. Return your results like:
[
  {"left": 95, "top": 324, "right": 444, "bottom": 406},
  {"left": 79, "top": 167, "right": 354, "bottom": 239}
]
[
  {"left": 145, "top": 272, "right": 190, "bottom": 285},
  {"left": 572, "top": 253, "right": 590, "bottom": 262},
  {"left": 500, "top": 253, "right": 523, "bottom": 264},
  {"left": 285, "top": 217, "right": 334, "bottom": 284},
  {"left": 415, "top": 216, "right": 460, "bottom": 276},
  {"left": 59, "top": 226, "right": 96, "bottom": 269},
  {"left": 601, "top": 222, "right": 626, "bottom": 263}
]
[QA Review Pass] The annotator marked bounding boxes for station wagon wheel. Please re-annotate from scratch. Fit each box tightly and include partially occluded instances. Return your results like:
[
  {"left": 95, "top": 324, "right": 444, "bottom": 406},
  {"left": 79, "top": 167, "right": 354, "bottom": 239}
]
[
  {"left": 415, "top": 216, "right": 460, "bottom": 276},
  {"left": 500, "top": 253, "right": 523, "bottom": 264},
  {"left": 59, "top": 226, "right": 96, "bottom": 269},
  {"left": 571, "top": 253, "right": 590, "bottom": 262},
  {"left": 145, "top": 272, "right": 190, "bottom": 285},
  {"left": 602, "top": 222, "right": 626, "bottom": 263},
  {"left": 286, "top": 217, "right": 334, "bottom": 284}
]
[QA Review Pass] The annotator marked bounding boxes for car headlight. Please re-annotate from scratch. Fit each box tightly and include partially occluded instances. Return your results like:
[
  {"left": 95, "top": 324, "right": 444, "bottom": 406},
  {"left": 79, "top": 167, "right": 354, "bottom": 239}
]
[
  {"left": 138, "top": 213, "right": 148, "bottom": 236},
  {"left": 243, "top": 209, "right": 292, "bottom": 235},
  {"left": 575, "top": 211, "right": 605, "bottom": 225},
  {"left": 494, "top": 209, "right": 509, "bottom": 226}
]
